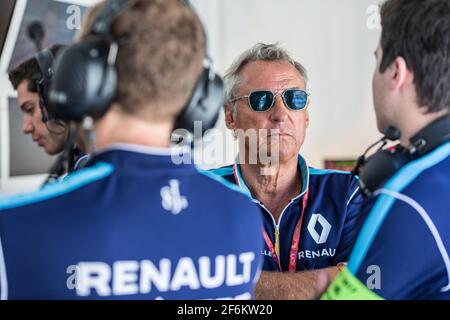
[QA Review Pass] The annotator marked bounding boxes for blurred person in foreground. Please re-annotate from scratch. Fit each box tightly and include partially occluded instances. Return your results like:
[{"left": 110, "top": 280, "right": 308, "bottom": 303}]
[{"left": 0, "top": 0, "right": 263, "bottom": 300}]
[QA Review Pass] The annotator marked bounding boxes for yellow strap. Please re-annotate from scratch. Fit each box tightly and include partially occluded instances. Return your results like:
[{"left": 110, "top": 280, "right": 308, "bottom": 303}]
[
  {"left": 274, "top": 228, "right": 280, "bottom": 257},
  {"left": 321, "top": 267, "right": 384, "bottom": 300}
]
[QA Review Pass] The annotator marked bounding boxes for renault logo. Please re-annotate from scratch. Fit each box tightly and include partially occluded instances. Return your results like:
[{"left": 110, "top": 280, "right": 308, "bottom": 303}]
[{"left": 307, "top": 214, "right": 331, "bottom": 244}]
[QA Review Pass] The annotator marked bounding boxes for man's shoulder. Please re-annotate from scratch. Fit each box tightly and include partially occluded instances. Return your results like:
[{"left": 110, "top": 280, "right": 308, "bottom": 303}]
[
  {"left": 0, "top": 162, "right": 114, "bottom": 215},
  {"left": 381, "top": 154, "right": 450, "bottom": 236},
  {"left": 308, "top": 167, "right": 360, "bottom": 203},
  {"left": 405, "top": 149, "right": 450, "bottom": 190},
  {"left": 382, "top": 144, "right": 450, "bottom": 206},
  {"left": 199, "top": 165, "right": 258, "bottom": 208},
  {"left": 309, "top": 167, "right": 353, "bottom": 176},
  {"left": 201, "top": 165, "right": 241, "bottom": 191},
  {"left": 308, "top": 167, "right": 357, "bottom": 185},
  {"left": 206, "top": 165, "right": 235, "bottom": 183},
  {"left": 350, "top": 147, "right": 450, "bottom": 290},
  {"left": 352, "top": 188, "right": 450, "bottom": 299}
]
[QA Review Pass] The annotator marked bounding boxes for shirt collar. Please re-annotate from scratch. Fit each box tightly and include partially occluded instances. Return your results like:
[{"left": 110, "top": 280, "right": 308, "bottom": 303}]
[
  {"left": 93, "top": 143, "right": 178, "bottom": 157},
  {"left": 232, "top": 154, "right": 309, "bottom": 201},
  {"left": 87, "top": 143, "right": 193, "bottom": 169}
]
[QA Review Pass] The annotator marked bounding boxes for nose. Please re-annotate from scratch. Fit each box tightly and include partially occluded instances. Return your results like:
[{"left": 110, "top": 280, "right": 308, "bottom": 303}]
[
  {"left": 269, "top": 94, "right": 289, "bottom": 123},
  {"left": 22, "top": 114, "right": 33, "bottom": 134}
]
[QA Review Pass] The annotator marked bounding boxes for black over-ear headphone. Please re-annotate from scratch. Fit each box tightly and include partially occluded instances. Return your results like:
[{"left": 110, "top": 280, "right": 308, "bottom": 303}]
[
  {"left": 48, "top": 0, "right": 224, "bottom": 134},
  {"left": 34, "top": 48, "right": 55, "bottom": 122},
  {"left": 356, "top": 114, "right": 450, "bottom": 196}
]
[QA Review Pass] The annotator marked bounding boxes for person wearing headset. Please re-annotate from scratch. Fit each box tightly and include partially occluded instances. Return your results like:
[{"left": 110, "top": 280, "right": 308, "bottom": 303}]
[
  {"left": 0, "top": 0, "right": 262, "bottom": 300},
  {"left": 8, "top": 45, "right": 88, "bottom": 174},
  {"left": 322, "top": 0, "right": 450, "bottom": 300}
]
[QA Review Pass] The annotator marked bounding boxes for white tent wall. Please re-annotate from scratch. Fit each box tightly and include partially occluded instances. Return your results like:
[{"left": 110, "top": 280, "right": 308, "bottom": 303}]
[
  {"left": 193, "top": 0, "right": 382, "bottom": 168},
  {"left": 1, "top": 0, "right": 382, "bottom": 193}
]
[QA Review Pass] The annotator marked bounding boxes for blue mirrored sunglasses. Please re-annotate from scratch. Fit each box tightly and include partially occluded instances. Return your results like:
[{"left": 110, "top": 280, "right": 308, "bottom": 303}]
[{"left": 230, "top": 89, "right": 310, "bottom": 112}]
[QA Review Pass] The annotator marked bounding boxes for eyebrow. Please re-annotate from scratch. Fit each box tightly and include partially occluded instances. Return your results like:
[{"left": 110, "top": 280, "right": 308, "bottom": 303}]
[
  {"left": 272, "top": 87, "right": 304, "bottom": 92},
  {"left": 19, "top": 101, "right": 34, "bottom": 112}
]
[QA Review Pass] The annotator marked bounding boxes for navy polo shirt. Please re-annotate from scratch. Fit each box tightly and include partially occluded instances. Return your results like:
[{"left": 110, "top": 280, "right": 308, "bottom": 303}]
[
  {"left": 346, "top": 142, "right": 450, "bottom": 299},
  {"left": 0, "top": 144, "right": 263, "bottom": 299},
  {"left": 209, "top": 154, "right": 363, "bottom": 272}
]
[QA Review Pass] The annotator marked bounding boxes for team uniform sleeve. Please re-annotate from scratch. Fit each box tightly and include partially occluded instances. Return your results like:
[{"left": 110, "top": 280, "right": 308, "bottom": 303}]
[{"left": 324, "top": 196, "right": 449, "bottom": 300}]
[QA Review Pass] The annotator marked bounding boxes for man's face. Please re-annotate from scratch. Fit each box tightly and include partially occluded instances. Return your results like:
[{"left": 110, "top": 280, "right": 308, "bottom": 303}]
[
  {"left": 372, "top": 45, "right": 393, "bottom": 133},
  {"left": 17, "top": 80, "right": 67, "bottom": 155},
  {"left": 225, "top": 61, "right": 309, "bottom": 163}
]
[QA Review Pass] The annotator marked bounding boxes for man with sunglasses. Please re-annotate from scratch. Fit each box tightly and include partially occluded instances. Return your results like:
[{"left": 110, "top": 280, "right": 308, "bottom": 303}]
[
  {"left": 210, "top": 43, "right": 363, "bottom": 299},
  {"left": 8, "top": 45, "right": 88, "bottom": 174}
]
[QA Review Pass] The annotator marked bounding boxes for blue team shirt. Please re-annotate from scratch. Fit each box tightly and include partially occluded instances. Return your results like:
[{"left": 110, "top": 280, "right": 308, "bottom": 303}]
[
  {"left": 348, "top": 142, "right": 450, "bottom": 300},
  {"left": 0, "top": 144, "right": 263, "bottom": 300},
  {"left": 209, "top": 154, "right": 363, "bottom": 271}
]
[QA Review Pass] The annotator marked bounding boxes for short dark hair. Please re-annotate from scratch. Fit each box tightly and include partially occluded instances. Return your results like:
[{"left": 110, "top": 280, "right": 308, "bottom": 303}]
[
  {"left": 379, "top": 0, "right": 450, "bottom": 114},
  {"left": 79, "top": 0, "right": 206, "bottom": 122},
  {"left": 8, "top": 44, "right": 65, "bottom": 92}
]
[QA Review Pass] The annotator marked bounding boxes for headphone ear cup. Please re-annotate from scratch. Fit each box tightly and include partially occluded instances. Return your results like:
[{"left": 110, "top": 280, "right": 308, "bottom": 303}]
[
  {"left": 89, "top": 56, "right": 117, "bottom": 119},
  {"left": 35, "top": 49, "right": 55, "bottom": 121},
  {"left": 49, "top": 40, "right": 117, "bottom": 122},
  {"left": 175, "top": 67, "right": 224, "bottom": 134},
  {"left": 359, "top": 147, "right": 412, "bottom": 195}
]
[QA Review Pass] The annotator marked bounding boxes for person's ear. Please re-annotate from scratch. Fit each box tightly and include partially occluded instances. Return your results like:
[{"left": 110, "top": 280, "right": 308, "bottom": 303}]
[
  {"left": 389, "top": 56, "right": 413, "bottom": 91},
  {"left": 305, "top": 108, "right": 310, "bottom": 128},
  {"left": 224, "top": 102, "right": 236, "bottom": 130}
]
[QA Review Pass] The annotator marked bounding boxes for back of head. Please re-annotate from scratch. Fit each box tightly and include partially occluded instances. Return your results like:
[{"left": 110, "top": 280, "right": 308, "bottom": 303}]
[
  {"left": 78, "top": 0, "right": 206, "bottom": 123},
  {"left": 379, "top": 0, "right": 450, "bottom": 114}
]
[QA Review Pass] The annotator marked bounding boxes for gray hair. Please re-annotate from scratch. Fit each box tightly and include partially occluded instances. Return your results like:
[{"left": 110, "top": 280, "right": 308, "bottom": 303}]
[{"left": 224, "top": 43, "right": 309, "bottom": 102}]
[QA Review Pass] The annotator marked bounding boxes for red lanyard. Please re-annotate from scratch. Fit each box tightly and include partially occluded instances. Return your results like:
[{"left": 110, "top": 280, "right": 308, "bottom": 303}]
[
  {"left": 262, "top": 189, "right": 308, "bottom": 272},
  {"left": 232, "top": 164, "right": 309, "bottom": 272}
]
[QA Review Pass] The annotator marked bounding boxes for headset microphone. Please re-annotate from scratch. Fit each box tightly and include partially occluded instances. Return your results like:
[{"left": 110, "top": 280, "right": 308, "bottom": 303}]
[
  {"left": 351, "top": 126, "right": 400, "bottom": 176},
  {"left": 356, "top": 115, "right": 450, "bottom": 196},
  {"left": 27, "top": 20, "right": 45, "bottom": 52},
  {"left": 383, "top": 126, "right": 401, "bottom": 141}
]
